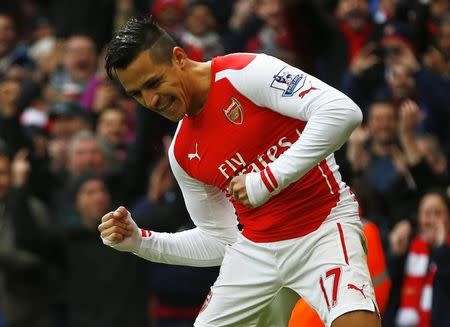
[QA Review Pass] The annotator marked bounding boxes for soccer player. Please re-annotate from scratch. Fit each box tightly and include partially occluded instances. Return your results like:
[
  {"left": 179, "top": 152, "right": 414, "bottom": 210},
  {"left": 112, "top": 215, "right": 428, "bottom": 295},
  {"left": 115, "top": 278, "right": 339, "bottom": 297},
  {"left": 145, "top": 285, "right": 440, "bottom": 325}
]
[{"left": 99, "top": 17, "right": 380, "bottom": 327}]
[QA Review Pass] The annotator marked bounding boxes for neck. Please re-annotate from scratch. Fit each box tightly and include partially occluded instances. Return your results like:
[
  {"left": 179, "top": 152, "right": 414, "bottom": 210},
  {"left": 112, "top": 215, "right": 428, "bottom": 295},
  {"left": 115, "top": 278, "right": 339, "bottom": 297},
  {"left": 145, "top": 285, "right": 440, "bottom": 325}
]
[{"left": 185, "top": 59, "right": 212, "bottom": 116}]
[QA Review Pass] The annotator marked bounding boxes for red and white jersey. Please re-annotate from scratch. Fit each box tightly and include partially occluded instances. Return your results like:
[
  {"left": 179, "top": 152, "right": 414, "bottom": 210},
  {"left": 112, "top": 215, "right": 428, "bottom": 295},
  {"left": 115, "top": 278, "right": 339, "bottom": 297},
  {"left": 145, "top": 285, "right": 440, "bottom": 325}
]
[{"left": 169, "top": 53, "right": 361, "bottom": 243}]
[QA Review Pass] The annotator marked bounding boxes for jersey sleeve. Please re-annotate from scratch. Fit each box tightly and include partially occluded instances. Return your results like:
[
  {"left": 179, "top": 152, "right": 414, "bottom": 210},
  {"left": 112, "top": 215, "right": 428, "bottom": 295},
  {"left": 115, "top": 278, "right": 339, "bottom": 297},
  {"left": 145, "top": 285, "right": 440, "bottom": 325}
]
[
  {"left": 132, "top": 139, "right": 239, "bottom": 267},
  {"left": 216, "top": 54, "right": 362, "bottom": 206}
]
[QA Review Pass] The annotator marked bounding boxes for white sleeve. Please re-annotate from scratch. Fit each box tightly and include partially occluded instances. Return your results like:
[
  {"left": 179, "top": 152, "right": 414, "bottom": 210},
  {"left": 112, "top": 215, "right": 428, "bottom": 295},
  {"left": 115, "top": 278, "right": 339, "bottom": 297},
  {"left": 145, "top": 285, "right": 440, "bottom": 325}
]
[
  {"left": 132, "top": 137, "right": 239, "bottom": 267},
  {"left": 216, "top": 54, "right": 362, "bottom": 206}
]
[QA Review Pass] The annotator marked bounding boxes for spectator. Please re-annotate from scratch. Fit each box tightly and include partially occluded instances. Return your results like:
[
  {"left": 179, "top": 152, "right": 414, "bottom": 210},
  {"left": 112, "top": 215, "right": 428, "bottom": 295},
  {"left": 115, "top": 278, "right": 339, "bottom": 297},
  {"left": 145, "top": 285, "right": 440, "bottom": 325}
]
[
  {"left": 14, "top": 172, "right": 149, "bottom": 327},
  {"left": 28, "top": 15, "right": 56, "bottom": 68},
  {"left": 221, "top": 0, "right": 264, "bottom": 54},
  {"left": 47, "top": 35, "right": 97, "bottom": 103},
  {"left": 49, "top": 130, "right": 108, "bottom": 226},
  {"left": 413, "top": 0, "right": 450, "bottom": 54},
  {"left": 318, "top": 0, "right": 377, "bottom": 87},
  {"left": 46, "top": 101, "right": 93, "bottom": 178},
  {"left": 79, "top": 45, "right": 125, "bottom": 114},
  {"left": 180, "top": 1, "right": 224, "bottom": 61},
  {"left": 79, "top": 77, "right": 122, "bottom": 114},
  {"left": 347, "top": 100, "right": 440, "bottom": 227},
  {"left": 0, "top": 146, "right": 52, "bottom": 327},
  {"left": 96, "top": 106, "right": 129, "bottom": 174},
  {"left": 245, "top": 0, "right": 296, "bottom": 64},
  {"left": 422, "top": 17, "right": 450, "bottom": 78},
  {"left": 151, "top": 0, "right": 186, "bottom": 42},
  {"left": 341, "top": 21, "right": 415, "bottom": 113},
  {"left": 63, "top": 174, "right": 148, "bottom": 327},
  {"left": 0, "top": 77, "right": 29, "bottom": 155},
  {"left": 0, "top": 12, "right": 34, "bottom": 80},
  {"left": 49, "top": 101, "right": 92, "bottom": 142},
  {"left": 396, "top": 191, "right": 450, "bottom": 327},
  {"left": 416, "top": 134, "right": 448, "bottom": 181},
  {"left": 343, "top": 21, "right": 450, "bottom": 156},
  {"left": 66, "top": 131, "right": 107, "bottom": 176}
]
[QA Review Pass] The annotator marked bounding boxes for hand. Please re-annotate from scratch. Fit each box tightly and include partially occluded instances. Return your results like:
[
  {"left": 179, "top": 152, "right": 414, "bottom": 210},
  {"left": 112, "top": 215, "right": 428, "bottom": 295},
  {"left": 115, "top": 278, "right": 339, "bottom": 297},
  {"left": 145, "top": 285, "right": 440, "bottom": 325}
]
[
  {"left": 91, "top": 81, "right": 119, "bottom": 113},
  {"left": 228, "top": 174, "right": 251, "bottom": 207},
  {"left": 398, "top": 99, "right": 423, "bottom": 136},
  {"left": 423, "top": 47, "right": 448, "bottom": 76},
  {"left": 349, "top": 127, "right": 370, "bottom": 147},
  {"left": 37, "top": 39, "right": 65, "bottom": 76},
  {"left": 349, "top": 43, "right": 380, "bottom": 76},
  {"left": 388, "top": 144, "right": 408, "bottom": 175},
  {"left": 11, "top": 149, "right": 31, "bottom": 187},
  {"left": 98, "top": 206, "right": 139, "bottom": 252},
  {"left": 434, "top": 215, "right": 449, "bottom": 247},
  {"left": 229, "top": 0, "right": 256, "bottom": 29},
  {"left": 347, "top": 127, "right": 371, "bottom": 171},
  {"left": 389, "top": 219, "right": 412, "bottom": 255}
]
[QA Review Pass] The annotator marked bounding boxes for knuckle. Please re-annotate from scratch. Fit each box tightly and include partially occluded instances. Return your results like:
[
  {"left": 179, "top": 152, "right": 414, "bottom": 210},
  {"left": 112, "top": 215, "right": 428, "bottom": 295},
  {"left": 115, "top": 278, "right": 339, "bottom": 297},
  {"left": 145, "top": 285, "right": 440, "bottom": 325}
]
[
  {"left": 110, "top": 233, "right": 122, "bottom": 241},
  {"left": 101, "top": 212, "right": 112, "bottom": 222}
]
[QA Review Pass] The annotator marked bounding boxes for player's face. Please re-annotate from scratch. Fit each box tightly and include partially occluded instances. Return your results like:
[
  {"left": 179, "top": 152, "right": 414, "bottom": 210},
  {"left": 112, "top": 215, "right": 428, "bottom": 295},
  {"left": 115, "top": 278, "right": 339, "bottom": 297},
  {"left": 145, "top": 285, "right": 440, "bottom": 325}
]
[{"left": 115, "top": 49, "right": 189, "bottom": 122}]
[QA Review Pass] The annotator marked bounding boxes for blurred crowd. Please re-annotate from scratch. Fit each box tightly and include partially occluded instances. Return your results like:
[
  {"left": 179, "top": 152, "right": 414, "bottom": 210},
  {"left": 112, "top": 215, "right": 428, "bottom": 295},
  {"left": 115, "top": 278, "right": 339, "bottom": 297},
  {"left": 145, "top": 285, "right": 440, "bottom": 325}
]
[{"left": 0, "top": 0, "right": 449, "bottom": 326}]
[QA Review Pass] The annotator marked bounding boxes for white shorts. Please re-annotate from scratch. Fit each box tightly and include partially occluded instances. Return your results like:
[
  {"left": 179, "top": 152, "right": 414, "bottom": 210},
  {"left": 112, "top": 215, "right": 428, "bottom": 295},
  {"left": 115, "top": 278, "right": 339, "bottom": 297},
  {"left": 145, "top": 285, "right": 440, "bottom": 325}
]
[{"left": 195, "top": 219, "right": 378, "bottom": 327}]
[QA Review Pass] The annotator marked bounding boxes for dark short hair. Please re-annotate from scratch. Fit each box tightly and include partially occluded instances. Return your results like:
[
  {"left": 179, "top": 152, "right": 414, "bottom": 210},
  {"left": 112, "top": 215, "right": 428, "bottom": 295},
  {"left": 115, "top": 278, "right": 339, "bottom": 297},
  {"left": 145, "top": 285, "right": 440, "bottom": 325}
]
[
  {"left": 420, "top": 189, "right": 450, "bottom": 213},
  {"left": 50, "top": 101, "right": 91, "bottom": 121},
  {"left": 105, "top": 16, "right": 176, "bottom": 81},
  {"left": 69, "top": 173, "right": 107, "bottom": 203}
]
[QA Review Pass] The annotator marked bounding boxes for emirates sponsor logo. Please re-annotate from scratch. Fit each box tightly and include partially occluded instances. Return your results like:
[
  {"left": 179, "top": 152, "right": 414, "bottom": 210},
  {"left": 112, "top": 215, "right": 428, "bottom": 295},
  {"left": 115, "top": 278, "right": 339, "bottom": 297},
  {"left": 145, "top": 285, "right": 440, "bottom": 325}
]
[
  {"left": 223, "top": 97, "right": 243, "bottom": 125},
  {"left": 218, "top": 130, "right": 302, "bottom": 179}
]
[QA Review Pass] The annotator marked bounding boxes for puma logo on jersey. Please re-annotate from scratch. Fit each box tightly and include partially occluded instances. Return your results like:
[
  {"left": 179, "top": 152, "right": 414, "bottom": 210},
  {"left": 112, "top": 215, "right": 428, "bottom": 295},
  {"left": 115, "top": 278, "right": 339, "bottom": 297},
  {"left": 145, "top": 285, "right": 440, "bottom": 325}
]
[
  {"left": 347, "top": 283, "right": 366, "bottom": 298},
  {"left": 298, "top": 82, "right": 319, "bottom": 98},
  {"left": 188, "top": 143, "right": 201, "bottom": 161}
]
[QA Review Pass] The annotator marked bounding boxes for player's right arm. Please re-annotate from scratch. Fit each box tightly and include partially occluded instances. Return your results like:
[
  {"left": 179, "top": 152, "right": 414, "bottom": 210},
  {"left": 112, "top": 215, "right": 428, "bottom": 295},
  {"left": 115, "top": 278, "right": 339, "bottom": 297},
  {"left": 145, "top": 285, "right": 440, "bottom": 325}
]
[{"left": 99, "top": 140, "right": 239, "bottom": 267}]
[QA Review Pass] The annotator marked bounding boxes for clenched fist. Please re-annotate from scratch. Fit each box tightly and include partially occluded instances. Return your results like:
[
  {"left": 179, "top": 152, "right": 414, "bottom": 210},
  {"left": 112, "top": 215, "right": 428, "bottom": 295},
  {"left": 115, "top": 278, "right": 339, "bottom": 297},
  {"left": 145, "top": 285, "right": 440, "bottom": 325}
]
[
  {"left": 228, "top": 174, "right": 251, "bottom": 207},
  {"left": 98, "top": 206, "right": 141, "bottom": 252}
]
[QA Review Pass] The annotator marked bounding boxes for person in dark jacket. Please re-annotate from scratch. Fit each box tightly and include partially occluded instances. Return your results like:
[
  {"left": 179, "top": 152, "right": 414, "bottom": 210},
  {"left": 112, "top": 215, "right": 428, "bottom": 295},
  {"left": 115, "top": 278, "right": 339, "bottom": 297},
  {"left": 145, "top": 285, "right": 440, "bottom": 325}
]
[
  {"left": 0, "top": 145, "right": 52, "bottom": 327},
  {"left": 14, "top": 170, "right": 149, "bottom": 327}
]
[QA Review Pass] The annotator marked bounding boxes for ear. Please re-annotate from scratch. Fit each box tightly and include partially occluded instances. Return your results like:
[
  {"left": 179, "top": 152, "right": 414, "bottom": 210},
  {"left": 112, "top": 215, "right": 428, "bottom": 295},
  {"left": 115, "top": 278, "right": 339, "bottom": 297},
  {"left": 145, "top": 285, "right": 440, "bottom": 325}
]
[{"left": 172, "top": 46, "right": 188, "bottom": 68}]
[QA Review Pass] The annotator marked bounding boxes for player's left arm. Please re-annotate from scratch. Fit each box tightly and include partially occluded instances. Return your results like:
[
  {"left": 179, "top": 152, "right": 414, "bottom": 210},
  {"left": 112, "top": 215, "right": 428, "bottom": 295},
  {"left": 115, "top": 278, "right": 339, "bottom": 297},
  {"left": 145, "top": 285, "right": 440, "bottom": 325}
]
[{"left": 224, "top": 54, "right": 362, "bottom": 207}]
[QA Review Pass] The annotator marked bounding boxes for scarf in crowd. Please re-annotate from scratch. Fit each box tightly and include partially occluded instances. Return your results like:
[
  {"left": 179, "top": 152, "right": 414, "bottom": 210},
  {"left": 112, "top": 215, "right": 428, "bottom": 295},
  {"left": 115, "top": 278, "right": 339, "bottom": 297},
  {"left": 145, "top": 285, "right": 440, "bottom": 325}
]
[
  {"left": 397, "top": 235, "right": 450, "bottom": 327},
  {"left": 339, "top": 20, "right": 374, "bottom": 63}
]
